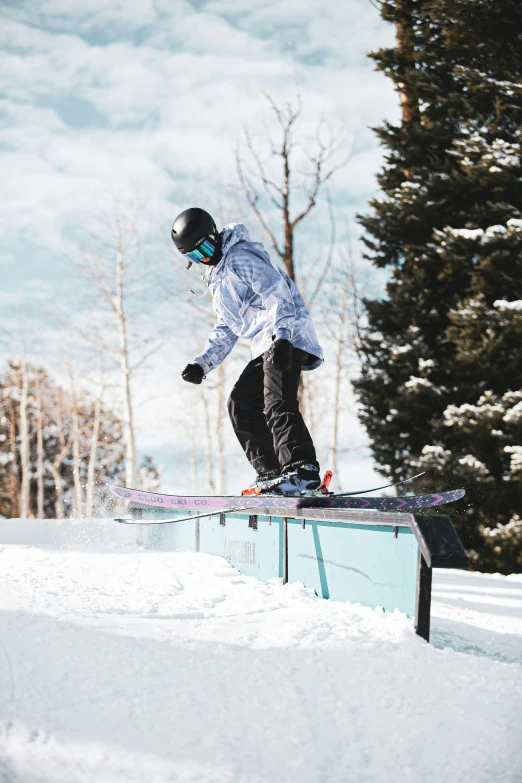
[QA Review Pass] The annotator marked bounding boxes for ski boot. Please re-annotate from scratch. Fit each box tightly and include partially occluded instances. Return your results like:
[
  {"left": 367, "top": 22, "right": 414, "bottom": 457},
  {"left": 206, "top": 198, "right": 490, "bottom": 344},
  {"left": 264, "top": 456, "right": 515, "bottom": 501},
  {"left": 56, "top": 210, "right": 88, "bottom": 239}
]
[
  {"left": 242, "top": 469, "right": 280, "bottom": 496},
  {"left": 243, "top": 465, "right": 331, "bottom": 497},
  {"left": 267, "top": 464, "right": 322, "bottom": 496}
]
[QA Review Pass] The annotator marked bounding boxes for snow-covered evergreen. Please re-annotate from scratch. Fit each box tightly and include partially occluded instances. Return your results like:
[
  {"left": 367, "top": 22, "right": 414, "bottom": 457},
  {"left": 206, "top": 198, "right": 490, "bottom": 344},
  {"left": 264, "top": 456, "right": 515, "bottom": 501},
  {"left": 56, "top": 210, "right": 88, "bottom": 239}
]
[{"left": 355, "top": 0, "right": 522, "bottom": 571}]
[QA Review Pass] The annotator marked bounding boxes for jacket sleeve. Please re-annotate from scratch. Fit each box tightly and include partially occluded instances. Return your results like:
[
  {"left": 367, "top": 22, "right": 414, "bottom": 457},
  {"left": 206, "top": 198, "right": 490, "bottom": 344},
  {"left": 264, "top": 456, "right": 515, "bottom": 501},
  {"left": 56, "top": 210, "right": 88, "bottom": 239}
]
[
  {"left": 230, "top": 246, "right": 296, "bottom": 342},
  {"left": 195, "top": 317, "right": 238, "bottom": 374}
]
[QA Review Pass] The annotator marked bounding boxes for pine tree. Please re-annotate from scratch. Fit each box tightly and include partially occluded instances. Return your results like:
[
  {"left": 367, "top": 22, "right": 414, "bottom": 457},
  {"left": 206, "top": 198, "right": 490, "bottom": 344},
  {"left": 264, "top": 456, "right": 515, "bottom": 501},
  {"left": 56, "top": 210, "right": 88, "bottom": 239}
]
[{"left": 355, "top": 0, "right": 522, "bottom": 571}]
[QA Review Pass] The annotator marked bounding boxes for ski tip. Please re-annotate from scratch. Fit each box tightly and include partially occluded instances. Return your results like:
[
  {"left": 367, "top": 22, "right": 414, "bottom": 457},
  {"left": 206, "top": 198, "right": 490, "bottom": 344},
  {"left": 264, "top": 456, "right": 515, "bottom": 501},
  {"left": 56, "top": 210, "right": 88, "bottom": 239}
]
[{"left": 110, "top": 485, "right": 133, "bottom": 500}]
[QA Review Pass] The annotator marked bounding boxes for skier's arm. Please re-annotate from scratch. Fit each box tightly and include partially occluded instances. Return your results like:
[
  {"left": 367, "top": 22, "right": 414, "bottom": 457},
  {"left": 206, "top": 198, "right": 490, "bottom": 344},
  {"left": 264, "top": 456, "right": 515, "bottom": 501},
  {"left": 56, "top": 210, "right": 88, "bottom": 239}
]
[
  {"left": 194, "top": 317, "right": 238, "bottom": 374},
  {"left": 230, "top": 248, "right": 296, "bottom": 342}
]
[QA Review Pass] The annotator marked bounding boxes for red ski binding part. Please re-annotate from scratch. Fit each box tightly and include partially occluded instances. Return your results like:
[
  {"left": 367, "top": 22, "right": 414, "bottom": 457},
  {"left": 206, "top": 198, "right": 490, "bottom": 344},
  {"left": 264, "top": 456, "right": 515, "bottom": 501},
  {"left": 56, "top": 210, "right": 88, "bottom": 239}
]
[
  {"left": 319, "top": 470, "right": 333, "bottom": 495},
  {"left": 242, "top": 487, "right": 262, "bottom": 496}
]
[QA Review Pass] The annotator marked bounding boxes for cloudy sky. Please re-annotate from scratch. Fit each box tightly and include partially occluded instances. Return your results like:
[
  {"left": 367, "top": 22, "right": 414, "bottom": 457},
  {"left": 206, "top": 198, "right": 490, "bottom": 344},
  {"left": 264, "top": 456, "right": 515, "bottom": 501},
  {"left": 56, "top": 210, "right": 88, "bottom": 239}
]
[{"left": 1, "top": 0, "right": 399, "bottom": 491}]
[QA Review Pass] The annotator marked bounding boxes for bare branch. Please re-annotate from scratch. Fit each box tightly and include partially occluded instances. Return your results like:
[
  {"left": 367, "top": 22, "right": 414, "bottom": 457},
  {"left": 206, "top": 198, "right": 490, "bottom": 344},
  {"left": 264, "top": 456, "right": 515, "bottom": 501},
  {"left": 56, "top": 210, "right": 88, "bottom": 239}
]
[
  {"left": 291, "top": 129, "right": 352, "bottom": 233},
  {"left": 64, "top": 319, "right": 120, "bottom": 359},
  {"left": 237, "top": 90, "right": 351, "bottom": 282},
  {"left": 130, "top": 329, "right": 178, "bottom": 372},
  {"left": 308, "top": 188, "right": 336, "bottom": 308},
  {"left": 243, "top": 128, "right": 285, "bottom": 209},
  {"left": 236, "top": 144, "right": 285, "bottom": 260}
]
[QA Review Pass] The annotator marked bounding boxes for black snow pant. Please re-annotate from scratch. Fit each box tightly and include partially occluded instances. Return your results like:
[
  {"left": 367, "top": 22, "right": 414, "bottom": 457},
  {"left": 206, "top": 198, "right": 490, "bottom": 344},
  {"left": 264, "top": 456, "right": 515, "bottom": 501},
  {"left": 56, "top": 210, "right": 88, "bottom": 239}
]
[{"left": 227, "top": 348, "right": 318, "bottom": 477}]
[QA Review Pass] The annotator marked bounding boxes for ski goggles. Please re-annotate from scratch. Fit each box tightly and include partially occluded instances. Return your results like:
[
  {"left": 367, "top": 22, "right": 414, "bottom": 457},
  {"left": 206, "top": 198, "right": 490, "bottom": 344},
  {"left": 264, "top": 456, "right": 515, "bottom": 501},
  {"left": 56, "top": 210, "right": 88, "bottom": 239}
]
[{"left": 183, "top": 237, "right": 217, "bottom": 265}]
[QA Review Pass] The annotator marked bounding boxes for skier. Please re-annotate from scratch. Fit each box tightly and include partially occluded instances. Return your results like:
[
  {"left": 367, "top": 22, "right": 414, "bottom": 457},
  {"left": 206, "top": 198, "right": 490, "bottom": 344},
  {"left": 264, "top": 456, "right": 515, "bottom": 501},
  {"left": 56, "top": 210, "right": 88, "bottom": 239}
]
[{"left": 171, "top": 207, "right": 324, "bottom": 495}]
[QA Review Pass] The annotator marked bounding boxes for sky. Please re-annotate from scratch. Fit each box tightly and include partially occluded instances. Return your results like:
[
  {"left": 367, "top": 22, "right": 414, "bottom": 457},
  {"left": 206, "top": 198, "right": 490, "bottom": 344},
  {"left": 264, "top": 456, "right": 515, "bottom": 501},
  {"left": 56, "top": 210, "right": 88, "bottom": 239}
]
[{"left": 0, "top": 0, "right": 400, "bottom": 492}]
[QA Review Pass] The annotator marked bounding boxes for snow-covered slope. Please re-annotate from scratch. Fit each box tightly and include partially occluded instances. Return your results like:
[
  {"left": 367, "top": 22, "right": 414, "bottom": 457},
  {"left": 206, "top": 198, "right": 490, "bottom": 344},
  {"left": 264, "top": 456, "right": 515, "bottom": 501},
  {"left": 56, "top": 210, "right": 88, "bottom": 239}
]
[{"left": 0, "top": 521, "right": 520, "bottom": 783}]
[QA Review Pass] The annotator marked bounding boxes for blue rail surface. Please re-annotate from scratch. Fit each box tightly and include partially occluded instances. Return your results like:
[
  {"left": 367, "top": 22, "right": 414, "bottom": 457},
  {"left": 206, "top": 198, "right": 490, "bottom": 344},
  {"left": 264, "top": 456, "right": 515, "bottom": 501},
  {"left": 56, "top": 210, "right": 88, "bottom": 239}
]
[{"left": 140, "top": 509, "right": 418, "bottom": 618}]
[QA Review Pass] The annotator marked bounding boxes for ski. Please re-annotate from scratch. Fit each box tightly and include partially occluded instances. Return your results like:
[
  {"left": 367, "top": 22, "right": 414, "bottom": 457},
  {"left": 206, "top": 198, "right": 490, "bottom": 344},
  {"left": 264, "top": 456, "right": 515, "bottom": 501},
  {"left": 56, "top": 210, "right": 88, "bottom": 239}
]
[{"left": 109, "top": 484, "right": 465, "bottom": 513}]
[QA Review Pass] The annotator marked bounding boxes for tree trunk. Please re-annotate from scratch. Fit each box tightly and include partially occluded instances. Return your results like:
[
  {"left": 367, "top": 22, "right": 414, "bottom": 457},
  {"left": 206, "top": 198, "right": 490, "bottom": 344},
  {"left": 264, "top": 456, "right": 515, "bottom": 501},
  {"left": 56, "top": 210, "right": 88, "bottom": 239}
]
[
  {"left": 51, "top": 462, "right": 64, "bottom": 520},
  {"left": 52, "top": 392, "right": 68, "bottom": 520},
  {"left": 85, "top": 395, "right": 102, "bottom": 518},
  {"left": 330, "top": 336, "right": 343, "bottom": 488},
  {"left": 8, "top": 399, "right": 19, "bottom": 518},
  {"left": 201, "top": 387, "right": 215, "bottom": 493},
  {"left": 283, "top": 207, "right": 294, "bottom": 281},
  {"left": 19, "top": 355, "right": 30, "bottom": 518},
  {"left": 216, "top": 363, "right": 227, "bottom": 494},
  {"left": 282, "top": 135, "right": 295, "bottom": 281},
  {"left": 35, "top": 380, "right": 44, "bottom": 518},
  {"left": 115, "top": 249, "right": 136, "bottom": 488},
  {"left": 395, "top": 0, "right": 420, "bottom": 179},
  {"left": 395, "top": 0, "right": 419, "bottom": 125},
  {"left": 70, "top": 376, "right": 82, "bottom": 517},
  {"left": 329, "top": 279, "right": 350, "bottom": 490}
]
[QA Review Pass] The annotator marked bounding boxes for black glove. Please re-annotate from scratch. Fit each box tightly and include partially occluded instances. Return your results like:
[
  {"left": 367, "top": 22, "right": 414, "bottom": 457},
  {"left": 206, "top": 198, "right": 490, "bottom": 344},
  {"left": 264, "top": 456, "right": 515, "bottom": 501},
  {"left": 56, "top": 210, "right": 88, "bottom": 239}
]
[
  {"left": 182, "top": 363, "right": 205, "bottom": 385},
  {"left": 268, "top": 339, "right": 293, "bottom": 372}
]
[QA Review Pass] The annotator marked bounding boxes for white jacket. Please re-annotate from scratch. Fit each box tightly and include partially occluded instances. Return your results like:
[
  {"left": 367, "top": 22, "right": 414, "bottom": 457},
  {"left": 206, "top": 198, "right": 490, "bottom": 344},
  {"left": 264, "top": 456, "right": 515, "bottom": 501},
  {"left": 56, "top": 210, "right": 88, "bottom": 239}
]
[{"left": 195, "top": 223, "right": 323, "bottom": 373}]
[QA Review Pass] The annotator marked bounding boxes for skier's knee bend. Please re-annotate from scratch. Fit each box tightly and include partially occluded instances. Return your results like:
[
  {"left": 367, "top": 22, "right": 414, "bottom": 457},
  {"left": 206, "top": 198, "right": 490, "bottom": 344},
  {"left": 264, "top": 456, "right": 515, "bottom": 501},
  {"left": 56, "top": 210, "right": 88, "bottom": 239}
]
[
  {"left": 264, "top": 397, "right": 299, "bottom": 425},
  {"left": 227, "top": 386, "right": 247, "bottom": 420}
]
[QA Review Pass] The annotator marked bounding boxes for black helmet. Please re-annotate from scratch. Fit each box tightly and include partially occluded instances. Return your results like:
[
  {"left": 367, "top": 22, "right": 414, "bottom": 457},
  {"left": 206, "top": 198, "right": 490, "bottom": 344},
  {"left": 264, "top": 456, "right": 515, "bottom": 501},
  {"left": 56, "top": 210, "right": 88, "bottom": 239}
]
[{"left": 171, "top": 207, "right": 218, "bottom": 254}]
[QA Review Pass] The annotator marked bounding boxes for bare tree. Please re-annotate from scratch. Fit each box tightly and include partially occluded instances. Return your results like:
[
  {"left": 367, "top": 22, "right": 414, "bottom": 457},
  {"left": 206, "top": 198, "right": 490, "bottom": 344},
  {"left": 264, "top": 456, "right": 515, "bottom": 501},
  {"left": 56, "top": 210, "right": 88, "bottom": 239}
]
[
  {"left": 19, "top": 348, "right": 30, "bottom": 518},
  {"left": 323, "top": 248, "right": 368, "bottom": 488},
  {"left": 201, "top": 384, "right": 216, "bottom": 494},
  {"left": 190, "top": 420, "right": 199, "bottom": 495},
  {"left": 50, "top": 389, "right": 71, "bottom": 519},
  {"left": 0, "top": 357, "right": 126, "bottom": 519},
  {"left": 236, "top": 92, "right": 350, "bottom": 283},
  {"left": 329, "top": 277, "right": 351, "bottom": 481},
  {"left": 7, "top": 398, "right": 19, "bottom": 517},
  {"left": 69, "top": 372, "right": 83, "bottom": 517},
  {"left": 85, "top": 390, "right": 102, "bottom": 518},
  {"left": 69, "top": 205, "right": 170, "bottom": 489},
  {"left": 35, "top": 375, "right": 45, "bottom": 519},
  {"left": 164, "top": 257, "right": 243, "bottom": 496},
  {"left": 214, "top": 363, "right": 228, "bottom": 494},
  {"left": 235, "top": 94, "right": 351, "bottom": 429}
]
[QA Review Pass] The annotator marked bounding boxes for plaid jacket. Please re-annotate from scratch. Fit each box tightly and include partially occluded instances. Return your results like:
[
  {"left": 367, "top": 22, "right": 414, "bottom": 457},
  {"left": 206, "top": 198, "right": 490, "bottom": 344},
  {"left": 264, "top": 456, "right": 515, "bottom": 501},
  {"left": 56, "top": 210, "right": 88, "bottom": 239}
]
[{"left": 195, "top": 223, "right": 323, "bottom": 373}]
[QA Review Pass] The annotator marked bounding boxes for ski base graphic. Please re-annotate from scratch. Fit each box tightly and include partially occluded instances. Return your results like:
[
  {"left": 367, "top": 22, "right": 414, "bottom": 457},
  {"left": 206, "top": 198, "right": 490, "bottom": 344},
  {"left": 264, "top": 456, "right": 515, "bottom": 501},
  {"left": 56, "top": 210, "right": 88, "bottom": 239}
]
[{"left": 109, "top": 484, "right": 465, "bottom": 513}]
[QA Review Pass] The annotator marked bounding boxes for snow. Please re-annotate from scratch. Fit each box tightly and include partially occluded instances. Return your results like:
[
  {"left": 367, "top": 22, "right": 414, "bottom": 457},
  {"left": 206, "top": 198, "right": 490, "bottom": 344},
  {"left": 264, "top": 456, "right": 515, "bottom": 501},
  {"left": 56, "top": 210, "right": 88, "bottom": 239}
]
[
  {"left": 494, "top": 299, "right": 522, "bottom": 312},
  {"left": 444, "top": 394, "right": 507, "bottom": 426},
  {"left": 504, "top": 445, "right": 522, "bottom": 471},
  {"left": 449, "top": 227, "right": 485, "bottom": 241},
  {"left": 390, "top": 344, "right": 412, "bottom": 356},
  {"left": 418, "top": 357, "right": 435, "bottom": 371},
  {"left": 483, "top": 516, "right": 522, "bottom": 550},
  {"left": 412, "top": 445, "right": 454, "bottom": 472},
  {"left": 0, "top": 521, "right": 521, "bottom": 783},
  {"left": 404, "top": 375, "right": 440, "bottom": 393},
  {"left": 457, "top": 454, "right": 490, "bottom": 475},
  {"left": 438, "top": 217, "right": 521, "bottom": 252}
]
